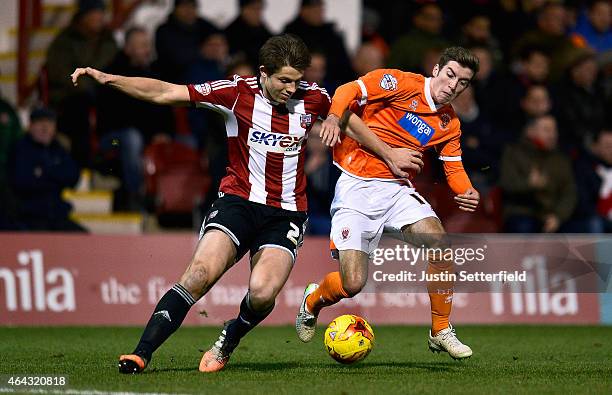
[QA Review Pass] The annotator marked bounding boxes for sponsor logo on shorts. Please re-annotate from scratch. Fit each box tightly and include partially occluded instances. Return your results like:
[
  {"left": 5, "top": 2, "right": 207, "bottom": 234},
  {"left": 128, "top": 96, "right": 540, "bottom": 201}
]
[
  {"left": 208, "top": 209, "right": 218, "bottom": 220},
  {"left": 397, "top": 112, "right": 435, "bottom": 145},
  {"left": 379, "top": 73, "right": 398, "bottom": 91},
  {"left": 194, "top": 83, "right": 212, "bottom": 96},
  {"left": 248, "top": 129, "right": 304, "bottom": 153},
  {"left": 341, "top": 227, "right": 351, "bottom": 241}
]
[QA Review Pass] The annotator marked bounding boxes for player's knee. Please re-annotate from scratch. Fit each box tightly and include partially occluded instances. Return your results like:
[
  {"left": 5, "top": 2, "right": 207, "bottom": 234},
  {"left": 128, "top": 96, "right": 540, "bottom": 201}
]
[
  {"left": 180, "top": 260, "right": 210, "bottom": 297},
  {"left": 341, "top": 274, "right": 366, "bottom": 297},
  {"left": 248, "top": 285, "right": 276, "bottom": 309}
]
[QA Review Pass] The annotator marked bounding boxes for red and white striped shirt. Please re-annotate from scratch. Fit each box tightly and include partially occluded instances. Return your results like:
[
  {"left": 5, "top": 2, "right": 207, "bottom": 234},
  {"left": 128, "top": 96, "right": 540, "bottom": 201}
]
[{"left": 187, "top": 75, "right": 330, "bottom": 211}]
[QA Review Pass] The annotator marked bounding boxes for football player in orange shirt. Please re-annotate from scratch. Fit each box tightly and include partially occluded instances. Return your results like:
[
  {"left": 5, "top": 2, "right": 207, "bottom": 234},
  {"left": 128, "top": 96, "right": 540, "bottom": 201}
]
[{"left": 297, "top": 47, "right": 480, "bottom": 359}]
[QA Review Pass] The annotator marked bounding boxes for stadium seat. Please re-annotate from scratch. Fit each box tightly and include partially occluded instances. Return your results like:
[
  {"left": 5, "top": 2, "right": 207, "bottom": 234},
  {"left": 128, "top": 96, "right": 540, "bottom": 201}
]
[{"left": 143, "top": 141, "right": 211, "bottom": 225}]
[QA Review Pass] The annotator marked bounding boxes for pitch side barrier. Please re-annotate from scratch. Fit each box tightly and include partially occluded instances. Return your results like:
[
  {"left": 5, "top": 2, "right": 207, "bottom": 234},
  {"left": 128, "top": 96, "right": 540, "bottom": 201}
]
[{"left": 0, "top": 233, "right": 610, "bottom": 325}]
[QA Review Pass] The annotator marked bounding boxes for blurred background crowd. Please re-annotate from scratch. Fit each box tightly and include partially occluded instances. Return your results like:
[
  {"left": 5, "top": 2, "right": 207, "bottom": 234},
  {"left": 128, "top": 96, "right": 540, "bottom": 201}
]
[{"left": 0, "top": 0, "right": 610, "bottom": 235}]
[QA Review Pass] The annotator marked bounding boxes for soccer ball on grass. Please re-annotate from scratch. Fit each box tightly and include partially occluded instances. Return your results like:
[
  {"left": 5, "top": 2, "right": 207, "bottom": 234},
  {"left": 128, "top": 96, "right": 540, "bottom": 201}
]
[{"left": 324, "top": 314, "right": 374, "bottom": 364}]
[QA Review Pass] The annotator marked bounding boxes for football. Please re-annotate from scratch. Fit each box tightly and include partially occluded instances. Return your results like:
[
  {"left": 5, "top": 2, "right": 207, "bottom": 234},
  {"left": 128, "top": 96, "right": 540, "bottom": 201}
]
[{"left": 324, "top": 314, "right": 375, "bottom": 364}]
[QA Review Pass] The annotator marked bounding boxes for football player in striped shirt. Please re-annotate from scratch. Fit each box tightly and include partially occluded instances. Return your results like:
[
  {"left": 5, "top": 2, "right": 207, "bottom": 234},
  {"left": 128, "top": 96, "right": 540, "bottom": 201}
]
[{"left": 73, "top": 34, "right": 340, "bottom": 373}]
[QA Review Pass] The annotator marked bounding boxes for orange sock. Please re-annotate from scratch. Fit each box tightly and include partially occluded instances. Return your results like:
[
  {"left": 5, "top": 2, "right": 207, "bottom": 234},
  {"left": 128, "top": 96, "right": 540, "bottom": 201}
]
[
  {"left": 306, "top": 271, "right": 349, "bottom": 315},
  {"left": 427, "top": 261, "right": 454, "bottom": 335}
]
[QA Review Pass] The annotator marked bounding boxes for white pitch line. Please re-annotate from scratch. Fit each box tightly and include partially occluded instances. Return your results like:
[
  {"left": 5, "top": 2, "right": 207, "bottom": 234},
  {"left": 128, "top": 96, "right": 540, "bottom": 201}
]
[{"left": 0, "top": 389, "right": 189, "bottom": 395}]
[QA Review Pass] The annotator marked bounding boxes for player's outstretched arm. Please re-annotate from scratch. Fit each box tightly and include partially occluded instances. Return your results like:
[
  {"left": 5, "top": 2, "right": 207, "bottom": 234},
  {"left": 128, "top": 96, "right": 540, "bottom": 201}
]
[
  {"left": 344, "top": 111, "right": 423, "bottom": 179},
  {"left": 71, "top": 67, "right": 190, "bottom": 106}
]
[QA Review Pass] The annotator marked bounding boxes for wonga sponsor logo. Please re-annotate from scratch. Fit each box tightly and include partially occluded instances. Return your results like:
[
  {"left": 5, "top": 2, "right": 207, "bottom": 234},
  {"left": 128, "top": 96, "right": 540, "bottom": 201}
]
[
  {"left": 397, "top": 112, "right": 435, "bottom": 145},
  {"left": 248, "top": 129, "right": 304, "bottom": 153}
]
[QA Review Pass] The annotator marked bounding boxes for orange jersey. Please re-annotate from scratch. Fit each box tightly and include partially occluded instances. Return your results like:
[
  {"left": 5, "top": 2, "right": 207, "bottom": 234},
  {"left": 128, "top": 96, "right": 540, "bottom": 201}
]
[{"left": 330, "top": 69, "right": 472, "bottom": 194}]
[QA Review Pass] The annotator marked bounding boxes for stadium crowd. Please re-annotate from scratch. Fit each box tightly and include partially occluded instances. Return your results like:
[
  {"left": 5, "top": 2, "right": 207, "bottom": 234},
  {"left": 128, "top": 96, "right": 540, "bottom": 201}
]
[{"left": 0, "top": 0, "right": 610, "bottom": 233}]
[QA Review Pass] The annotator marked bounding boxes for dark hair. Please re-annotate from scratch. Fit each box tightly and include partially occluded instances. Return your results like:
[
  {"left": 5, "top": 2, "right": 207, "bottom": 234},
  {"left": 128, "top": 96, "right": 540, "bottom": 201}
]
[
  {"left": 124, "top": 26, "right": 147, "bottom": 44},
  {"left": 588, "top": 0, "right": 610, "bottom": 10},
  {"left": 438, "top": 46, "right": 479, "bottom": 77},
  {"left": 518, "top": 45, "right": 548, "bottom": 62},
  {"left": 30, "top": 106, "right": 56, "bottom": 122},
  {"left": 259, "top": 34, "right": 311, "bottom": 74},
  {"left": 523, "top": 114, "right": 555, "bottom": 133}
]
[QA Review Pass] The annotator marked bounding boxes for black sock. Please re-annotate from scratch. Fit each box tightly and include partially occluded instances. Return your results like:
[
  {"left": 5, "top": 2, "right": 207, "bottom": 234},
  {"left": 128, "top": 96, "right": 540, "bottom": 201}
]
[
  {"left": 225, "top": 292, "right": 274, "bottom": 342},
  {"left": 133, "top": 284, "right": 196, "bottom": 362}
]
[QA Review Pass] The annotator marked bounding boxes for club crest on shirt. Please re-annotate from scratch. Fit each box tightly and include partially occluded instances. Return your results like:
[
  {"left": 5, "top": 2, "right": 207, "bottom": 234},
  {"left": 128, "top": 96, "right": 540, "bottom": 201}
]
[
  {"left": 409, "top": 99, "right": 419, "bottom": 111},
  {"left": 379, "top": 73, "right": 398, "bottom": 91},
  {"left": 300, "top": 113, "right": 313, "bottom": 128},
  {"left": 439, "top": 113, "right": 451, "bottom": 130},
  {"left": 195, "top": 83, "right": 212, "bottom": 96}
]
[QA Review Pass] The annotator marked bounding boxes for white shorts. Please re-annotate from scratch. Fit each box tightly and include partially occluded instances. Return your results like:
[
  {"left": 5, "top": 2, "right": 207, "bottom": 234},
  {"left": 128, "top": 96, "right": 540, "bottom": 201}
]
[{"left": 330, "top": 172, "right": 438, "bottom": 255}]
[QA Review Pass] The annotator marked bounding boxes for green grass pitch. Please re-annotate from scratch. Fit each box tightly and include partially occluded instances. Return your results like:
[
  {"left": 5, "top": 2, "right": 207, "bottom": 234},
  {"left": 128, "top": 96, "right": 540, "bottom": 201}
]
[{"left": 1, "top": 325, "right": 611, "bottom": 394}]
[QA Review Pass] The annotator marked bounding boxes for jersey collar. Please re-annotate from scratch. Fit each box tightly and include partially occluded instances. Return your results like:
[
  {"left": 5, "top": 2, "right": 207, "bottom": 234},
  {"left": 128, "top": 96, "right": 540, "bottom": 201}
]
[{"left": 424, "top": 77, "right": 442, "bottom": 112}]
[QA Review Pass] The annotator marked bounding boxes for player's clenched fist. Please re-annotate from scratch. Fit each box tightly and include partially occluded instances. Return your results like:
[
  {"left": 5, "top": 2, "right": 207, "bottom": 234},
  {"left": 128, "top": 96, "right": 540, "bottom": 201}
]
[{"left": 71, "top": 67, "right": 108, "bottom": 86}]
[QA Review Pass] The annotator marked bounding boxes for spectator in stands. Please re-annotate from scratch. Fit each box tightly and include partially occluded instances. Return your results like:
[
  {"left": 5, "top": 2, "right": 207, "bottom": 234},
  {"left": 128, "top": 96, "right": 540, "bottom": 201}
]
[
  {"left": 504, "top": 84, "right": 553, "bottom": 138},
  {"left": 0, "top": 89, "right": 22, "bottom": 229},
  {"left": 387, "top": 3, "right": 450, "bottom": 73},
  {"left": 186, "top": 32, "right": 230, "bottom": 149},
  {"left": 283, "top": 0, "right": 352, "bottom": 84},
  {"left": 452, "top": 86, "right": 504, "bottom": 193},
  {"left": 491, "top": 0, "right": 541, "bottom": 55},
  {"left": 155, "top": 0, "right": 217, "bottom": 83},
  {"left": 469, "top": 45, "right": 503, "bottom": 118},
  {"left": 513, "top": 2, "right": 577, "bottom": 81},
  {"left": 459, "top": 14, "right": 503, "bottom": 65},
  {"left": 186, "top": 32, "right": 230, "bottom": 84},
  {"left": 570, "top": 0, "right": 612, "bottom": 53},
  {"left": 46, "top": 0, "right": 117, "bottom": 166},
  {"left": 494, "top": 46, "right": 551, "bottom": 126},
  {"left": 224, "top": 0, "right": 272, "bottom": 68},
  {"left": 225, "top": 55, "right": 255, "bottom": 78},
  {"left": 565, "top": 127, "right": 612, "bottom": 232},
  {"left": 590, "top": 127, "right": 612, "bottom": 231},
  {"left": 351, "top": 42, "right": 384, "bottom": 78},
  {"left": 8, "top": 107, "right": 85, "bottom": 232},
  {"left": 360, "top": 6, "right": 389, "bottom": 59},
  {"left": 305, "top": 122, "right": 338, "bottom": 235},
  {"left": 97, "top": 27, "right": 175, "bottom": 211},
  {"left": 303, "top": 51, "right": 328, "bottom": 88},
  {"left": 514, "top": 46, "right": 551, "bottom": 86},
  {"left": 555, "top": 49, "right": 608, "bottom": 151},
  {"left": 419, "top": 46, "right": 444, "bottom": 77},
  {"left": 499, "top": 115, "right": 577, "bottom": 233},
  {"left": 521, "top": 84, "right": 552, "bottom": 119}
]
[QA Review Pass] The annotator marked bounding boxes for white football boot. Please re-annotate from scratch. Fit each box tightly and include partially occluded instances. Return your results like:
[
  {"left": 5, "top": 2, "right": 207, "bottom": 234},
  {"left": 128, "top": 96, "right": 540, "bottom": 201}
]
[
  {"left": 428, "top": 324, "right": 473, "bottom": 360},
  {"left": 295, "top": 283, "right": 319, "bottom": 342}
]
